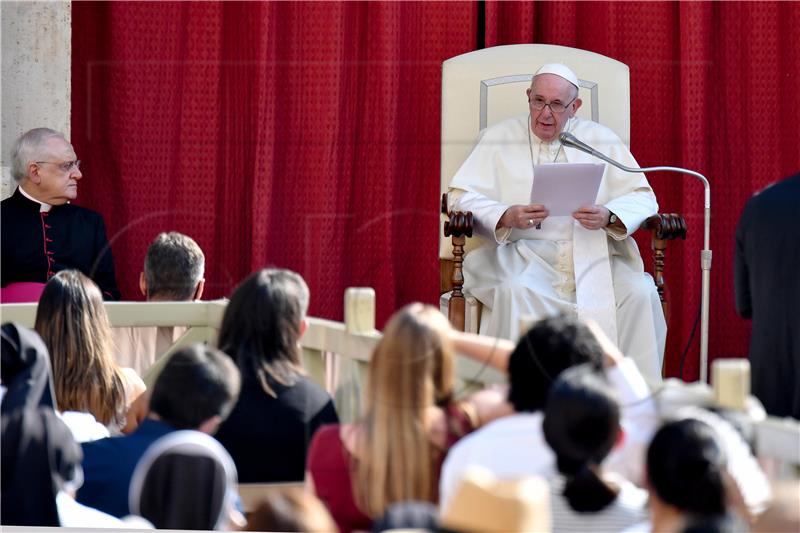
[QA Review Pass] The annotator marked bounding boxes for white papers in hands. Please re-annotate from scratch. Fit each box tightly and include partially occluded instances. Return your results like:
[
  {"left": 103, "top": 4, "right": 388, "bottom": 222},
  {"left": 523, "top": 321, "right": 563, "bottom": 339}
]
[{"left": 530, "top": 163, "right": 605, "bottom": 216}]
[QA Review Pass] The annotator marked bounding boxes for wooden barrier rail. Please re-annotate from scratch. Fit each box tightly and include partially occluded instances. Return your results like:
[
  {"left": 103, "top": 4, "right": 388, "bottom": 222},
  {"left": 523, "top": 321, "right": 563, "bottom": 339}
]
[{"left": 2, "top": 292, "right": 797, "bottom": 466}]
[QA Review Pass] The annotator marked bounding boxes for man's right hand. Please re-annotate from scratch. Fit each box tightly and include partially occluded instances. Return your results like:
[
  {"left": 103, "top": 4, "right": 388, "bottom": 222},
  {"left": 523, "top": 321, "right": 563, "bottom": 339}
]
[{"left": 497, "top": 204, "right": 549, "bottom": 230}]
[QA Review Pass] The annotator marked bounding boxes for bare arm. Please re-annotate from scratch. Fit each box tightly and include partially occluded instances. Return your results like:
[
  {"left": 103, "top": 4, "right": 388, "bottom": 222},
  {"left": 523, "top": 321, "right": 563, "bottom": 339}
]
[{"left": 448, "top": 330, "right": 514, "bottom": 372}]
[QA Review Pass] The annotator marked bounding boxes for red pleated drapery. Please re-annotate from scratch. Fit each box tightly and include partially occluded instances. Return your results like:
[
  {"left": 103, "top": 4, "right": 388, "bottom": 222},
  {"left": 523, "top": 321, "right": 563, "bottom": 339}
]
[
  {"left": 72, "top": 1, "right": 800, "bottom": 380},
  {"left": 72, "top": 0, "right": 477, "bottom": 323}
]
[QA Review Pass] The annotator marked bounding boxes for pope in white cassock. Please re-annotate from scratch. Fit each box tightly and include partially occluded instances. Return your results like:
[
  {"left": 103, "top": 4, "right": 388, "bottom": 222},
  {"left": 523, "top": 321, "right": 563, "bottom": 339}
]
[{"left": 448, "top": 63, "right": 666, "bottom": 382}]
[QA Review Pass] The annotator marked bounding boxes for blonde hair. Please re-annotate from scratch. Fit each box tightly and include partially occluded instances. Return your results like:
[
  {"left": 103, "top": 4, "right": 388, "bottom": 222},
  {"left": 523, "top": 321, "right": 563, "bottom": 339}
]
[
  {"left": 354, "top": 303, "right": 454, "bottom": 517},
  {"left": 34, "top": 270, "right": 126, "bottom": 427}
]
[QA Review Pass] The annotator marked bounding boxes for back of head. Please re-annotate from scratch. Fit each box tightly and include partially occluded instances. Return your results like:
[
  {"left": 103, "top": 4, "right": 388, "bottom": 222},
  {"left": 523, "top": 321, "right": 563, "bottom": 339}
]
[
  {"left": 143, "top": 232, "right": 205, "bottom": 300},
  {"left": 11, "top": 127, "right": 64, "bottom": 182},
  {"left": 245, "top": 487, "right": 337, "bottom": 532},
  {"left": 217, "top": 268, "right": 309, "bottom": 396},
  {"left": 33, "top": 270, "right": 124, "bottom": 426},
  {"left": 355, "top": 303, "right": 454, "bottom": 517},
  {"left": 647, "top": 418, "right": 727, "bottom": 517},
  {"left": 508, "top": 314, "right": 604, "bottom": 412},
  {"left": 129, "top": 430, "right": 237, "bottom": 530},
  {"left": 543, "top": 363, "right": 620, "bottom": 513},
  {"left": 1, "top": 322, "right": 57, "bottom": 413},
  {"left": 1, "top": 406, "right": 82, "bottom": 526},
  {"left": 149, "top": 344, "right": 241, "bottom": 430},
  {"left": 368, "top": 302, "right": 453, "bottom": 411}
]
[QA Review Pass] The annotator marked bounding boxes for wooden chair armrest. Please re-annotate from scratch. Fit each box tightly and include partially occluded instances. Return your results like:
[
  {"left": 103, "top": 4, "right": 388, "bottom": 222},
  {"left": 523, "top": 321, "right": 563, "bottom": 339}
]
[
  {"left": 442, "top": 193, "right": 473, "bottom": 331},
  {"left": 641, "top": 213, "right": 687, "bottom": 240},
  {"left": 640, "top": 213, "right": 687, "bottom": 322}
]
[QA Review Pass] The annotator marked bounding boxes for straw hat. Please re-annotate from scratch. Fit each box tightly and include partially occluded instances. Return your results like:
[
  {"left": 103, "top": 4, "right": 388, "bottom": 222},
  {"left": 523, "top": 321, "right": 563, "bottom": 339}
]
[{"left": 440, "top": 466, "right": 550, "bottom": 532}]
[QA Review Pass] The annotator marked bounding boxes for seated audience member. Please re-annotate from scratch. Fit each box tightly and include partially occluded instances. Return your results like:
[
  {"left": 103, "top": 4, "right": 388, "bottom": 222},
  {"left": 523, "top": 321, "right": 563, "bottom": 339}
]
[
  {"left": 307, "top": 303, "right": 509, "bottom": 533},
  {"left": 76, "top": 343, "right": 240, "bottom": 518},
  {"left": 440, "top": 315, "right": 657, "bottom": 509},
  {"left": 128, "top": 430, "right": 244, "bottom": 530},
  {"left": 113, "top": 231, "right": 205, "bottom": 376},
  {"left": 245, "top": 486, "right": 337, "bottom": 532},
  {"left": 34, "top": 270, "right": 146, "bottom": 438},
  {"left": 640, "top": 418, "right": 730, "bottom": 532},
  {"left": 1, "top": 322, "right": 57, "bottom": 414},
  {"left": 1, "top": 407, "right": 129, "bottom": 527},
  {"left": 214, "top": 268, "right": 339, "bottom": 482},
  {"left": 543, "top": 364, "right": 648, "bottom": 532}
]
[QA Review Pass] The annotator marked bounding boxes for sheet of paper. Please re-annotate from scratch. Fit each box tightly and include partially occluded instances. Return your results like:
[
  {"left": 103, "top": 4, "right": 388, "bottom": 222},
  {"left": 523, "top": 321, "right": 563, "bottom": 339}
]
[{"left": 530, "top": 163, "right": 605, "bottom": 216}]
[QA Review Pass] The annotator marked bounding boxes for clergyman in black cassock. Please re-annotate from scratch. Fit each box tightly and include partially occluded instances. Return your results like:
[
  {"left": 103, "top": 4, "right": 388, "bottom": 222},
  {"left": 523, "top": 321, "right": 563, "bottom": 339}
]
[
  {"left": 1, "top": 128, "right": 120, "bottom": 300},
  {"left": 734, "top": 171, "right": 800, "bottom": 419}
]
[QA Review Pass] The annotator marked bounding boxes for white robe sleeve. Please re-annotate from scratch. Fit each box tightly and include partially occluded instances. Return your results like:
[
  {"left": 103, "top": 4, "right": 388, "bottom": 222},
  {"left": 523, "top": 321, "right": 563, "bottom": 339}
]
[
  {"left": 603, "top": 358, "right": 660, "bottom": 486},
  {"left": 449, "top": 190, "right": 512, "bottom": 243}
]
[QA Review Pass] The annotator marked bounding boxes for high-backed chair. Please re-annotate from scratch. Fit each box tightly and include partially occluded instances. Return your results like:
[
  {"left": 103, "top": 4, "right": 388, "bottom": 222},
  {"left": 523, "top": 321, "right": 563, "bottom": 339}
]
[{"left": 439, "top": 44, "right": 686, "bottom": 332}]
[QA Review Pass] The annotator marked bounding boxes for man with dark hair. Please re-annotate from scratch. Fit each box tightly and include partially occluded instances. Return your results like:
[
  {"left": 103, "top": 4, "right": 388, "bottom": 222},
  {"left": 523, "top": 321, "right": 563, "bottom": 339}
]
[
  {"left": 1, "top": 128, "right": 120, "bottom": 300},
  {"left": 113, "top": 231, "right": 205, "bottom": 375},
  {"left": 439, "top": 315, "right": 655, "bottom": 510},
  {"left": 507, "top": 314, "right": 604, "bottom": 413},
  {"left": 76, "top": 343, "right": 240, "bottom": 518}
]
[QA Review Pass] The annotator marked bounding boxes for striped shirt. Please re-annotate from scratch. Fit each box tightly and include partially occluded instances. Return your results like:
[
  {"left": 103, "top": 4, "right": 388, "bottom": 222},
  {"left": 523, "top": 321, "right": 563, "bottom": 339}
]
[{"left": 549, "top": 473, "right": 648, "bottom": 533}]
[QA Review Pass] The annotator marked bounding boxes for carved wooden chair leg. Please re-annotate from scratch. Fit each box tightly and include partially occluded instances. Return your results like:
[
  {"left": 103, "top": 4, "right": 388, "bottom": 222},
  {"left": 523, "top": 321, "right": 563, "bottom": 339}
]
[{"left": 441, "top": 193, "right": 473, "bottom": 331}]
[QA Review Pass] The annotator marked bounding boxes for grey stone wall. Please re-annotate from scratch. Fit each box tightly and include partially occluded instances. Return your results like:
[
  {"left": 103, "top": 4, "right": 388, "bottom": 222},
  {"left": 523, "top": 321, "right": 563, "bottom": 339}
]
[{"left": 1, "top": 1, "right": 71, "bottom": 199}]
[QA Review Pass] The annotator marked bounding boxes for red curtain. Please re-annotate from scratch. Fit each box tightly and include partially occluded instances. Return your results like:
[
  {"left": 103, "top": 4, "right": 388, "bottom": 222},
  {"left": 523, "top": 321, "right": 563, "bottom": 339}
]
[
  {"left": 72, "top": 1, "right": 477, "bottom": 324},
  {"left": 72, "top": 1, "right": 800, "bottom": 380}
]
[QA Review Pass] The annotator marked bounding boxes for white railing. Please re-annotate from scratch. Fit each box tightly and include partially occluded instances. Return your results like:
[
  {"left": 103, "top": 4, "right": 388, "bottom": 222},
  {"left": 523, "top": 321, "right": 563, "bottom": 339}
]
[{"left": 1, "top": 291, "right": 796, "bottom": 465}]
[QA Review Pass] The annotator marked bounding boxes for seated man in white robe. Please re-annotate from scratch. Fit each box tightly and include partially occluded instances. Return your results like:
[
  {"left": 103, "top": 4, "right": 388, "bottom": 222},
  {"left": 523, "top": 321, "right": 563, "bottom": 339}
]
[{"left": 448, "top": 63, "right": 665, "bottom": 381}]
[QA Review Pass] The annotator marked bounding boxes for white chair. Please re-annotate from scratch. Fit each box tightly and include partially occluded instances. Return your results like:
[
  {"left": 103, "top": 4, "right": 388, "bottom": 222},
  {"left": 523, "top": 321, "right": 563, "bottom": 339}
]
[{"left": 439, "top": 44, "right": 686, "bottom": 333}]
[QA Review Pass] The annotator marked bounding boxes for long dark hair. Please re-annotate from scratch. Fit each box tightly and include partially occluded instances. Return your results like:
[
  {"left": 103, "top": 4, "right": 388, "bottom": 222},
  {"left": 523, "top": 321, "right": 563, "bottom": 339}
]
[
  {"left": 34, "top": 270, "right": 126, "bottom": 426},
  {"left": 543, "top": 364, "right": 620, "bottom": 512},
  {"left": 217, "top": 268, "right": 309, "bottom": 397},
  {"left": 647, "top": 418, "right": 727, "bottom": 516},
  {"left": 507, "top": 315, "right": 604, "bottom": 413}
]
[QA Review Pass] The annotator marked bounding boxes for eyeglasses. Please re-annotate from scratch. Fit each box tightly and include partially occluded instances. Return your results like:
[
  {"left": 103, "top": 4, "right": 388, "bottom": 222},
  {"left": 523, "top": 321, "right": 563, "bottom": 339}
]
[
  {"left": 529, "top": 96, "right": 576, "bottom": 114},
  {"left": 35, "top": 160, "right": 81, "bottom": 172}
]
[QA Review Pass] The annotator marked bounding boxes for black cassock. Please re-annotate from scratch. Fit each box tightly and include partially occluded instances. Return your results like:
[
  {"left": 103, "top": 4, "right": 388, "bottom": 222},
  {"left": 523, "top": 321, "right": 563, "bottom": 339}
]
[
  {"left": 1, "top": 188, "right": 120, "bottom": 300},
  {"left": 735, "top": 172, "right": 800, "bottom": 419}
]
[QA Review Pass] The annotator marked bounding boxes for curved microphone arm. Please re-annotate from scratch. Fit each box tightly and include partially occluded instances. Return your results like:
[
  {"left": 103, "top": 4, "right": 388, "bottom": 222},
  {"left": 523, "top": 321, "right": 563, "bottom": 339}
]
[{"left": 559, "top": 132, "right": 712, "bottom": 383}]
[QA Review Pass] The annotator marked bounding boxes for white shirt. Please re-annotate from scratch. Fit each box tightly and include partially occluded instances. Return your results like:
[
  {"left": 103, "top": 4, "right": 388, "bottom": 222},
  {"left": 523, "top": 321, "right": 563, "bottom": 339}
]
[
  {"left": 58, "top": 411, "right": 110, "bottom": 443},
  {"left": 440, "top": 358, "right": 659, "bottom": 510}
]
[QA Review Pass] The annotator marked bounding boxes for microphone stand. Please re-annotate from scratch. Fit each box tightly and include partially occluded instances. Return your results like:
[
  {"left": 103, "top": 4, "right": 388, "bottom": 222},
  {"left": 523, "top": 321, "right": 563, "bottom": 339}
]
[{"left": 560, "top": 133, "right": 712, "bottom": 383}]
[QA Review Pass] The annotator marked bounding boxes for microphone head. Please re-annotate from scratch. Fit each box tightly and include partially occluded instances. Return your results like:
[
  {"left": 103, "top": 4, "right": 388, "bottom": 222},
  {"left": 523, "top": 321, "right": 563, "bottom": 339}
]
[{"left": 558, "top": 132, "right": 576, "bottom": 144}]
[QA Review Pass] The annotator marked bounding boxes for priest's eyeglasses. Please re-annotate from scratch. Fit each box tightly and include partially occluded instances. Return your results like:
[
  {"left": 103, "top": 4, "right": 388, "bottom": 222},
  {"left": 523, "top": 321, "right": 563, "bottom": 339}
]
[
  {"left": 529, "top": 97, "right": 576, "bottom": 114},
  {"left": 35, "top": 160, "right": 81, "bottom": 172}
]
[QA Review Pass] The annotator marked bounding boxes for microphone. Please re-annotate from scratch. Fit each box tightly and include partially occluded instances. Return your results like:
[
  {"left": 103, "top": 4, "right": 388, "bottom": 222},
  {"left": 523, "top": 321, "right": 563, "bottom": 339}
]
[
  {"left": 559, "top": 132, "right": 603, "bottom": 158},
  {"left": 559, "top": 131, "right": 714, "bottom": 384}
]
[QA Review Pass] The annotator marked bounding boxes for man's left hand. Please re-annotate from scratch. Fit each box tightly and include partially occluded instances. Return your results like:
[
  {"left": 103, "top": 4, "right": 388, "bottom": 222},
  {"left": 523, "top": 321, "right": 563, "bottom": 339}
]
[{"left": 572, "top": 205, "right": 610, "bottom": 230}]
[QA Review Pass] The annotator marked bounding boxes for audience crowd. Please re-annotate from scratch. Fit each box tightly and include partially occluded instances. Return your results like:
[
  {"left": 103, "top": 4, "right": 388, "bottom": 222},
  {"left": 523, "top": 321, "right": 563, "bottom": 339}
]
[{"left": 1, "top": 230, "right": 797, "bottom": 532}]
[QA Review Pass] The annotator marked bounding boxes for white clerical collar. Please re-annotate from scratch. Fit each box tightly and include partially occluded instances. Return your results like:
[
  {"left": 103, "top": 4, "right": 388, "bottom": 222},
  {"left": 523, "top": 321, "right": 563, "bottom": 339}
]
[{"left": 18, "top": 185, "right": 53, "bottom": 212}]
